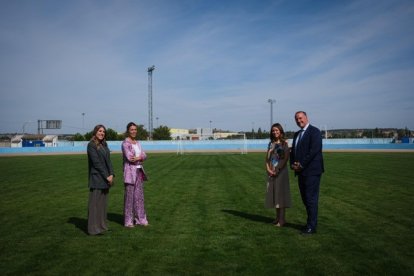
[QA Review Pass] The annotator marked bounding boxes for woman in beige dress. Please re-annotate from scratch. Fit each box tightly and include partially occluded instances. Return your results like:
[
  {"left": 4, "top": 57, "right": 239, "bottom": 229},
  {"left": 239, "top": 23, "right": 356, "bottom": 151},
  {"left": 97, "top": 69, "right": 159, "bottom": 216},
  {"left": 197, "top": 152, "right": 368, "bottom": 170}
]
[{"left": 265, "top": 123, "right": 291, "bottom": 227}]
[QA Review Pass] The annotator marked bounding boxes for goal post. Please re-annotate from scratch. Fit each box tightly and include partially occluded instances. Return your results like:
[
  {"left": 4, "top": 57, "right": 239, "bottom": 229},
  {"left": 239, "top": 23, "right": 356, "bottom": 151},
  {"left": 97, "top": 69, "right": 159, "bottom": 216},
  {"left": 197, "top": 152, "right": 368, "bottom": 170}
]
[{"left": 177, "top": 134, "right": 248, "bottom": 155}]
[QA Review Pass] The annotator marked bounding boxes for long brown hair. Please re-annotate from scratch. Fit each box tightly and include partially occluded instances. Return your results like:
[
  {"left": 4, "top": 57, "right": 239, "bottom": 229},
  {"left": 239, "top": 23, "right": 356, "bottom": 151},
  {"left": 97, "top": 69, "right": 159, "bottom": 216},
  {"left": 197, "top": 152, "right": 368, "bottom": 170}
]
[
  {"left": 269, "top": 123, "right": 286, "bottom": 145},
  {"left": 90, "top": 124, "right": 107, "bottom": 149}
]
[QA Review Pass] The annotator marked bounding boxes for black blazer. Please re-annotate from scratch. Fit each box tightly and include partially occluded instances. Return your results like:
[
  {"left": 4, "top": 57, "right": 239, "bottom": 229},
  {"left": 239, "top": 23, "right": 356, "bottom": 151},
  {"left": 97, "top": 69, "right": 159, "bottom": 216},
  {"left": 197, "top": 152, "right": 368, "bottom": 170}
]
[
  {"left": 290, "top": 124, "right": 324, "bottom": 176},
  {"left": 87, "top": 140, "right": 114, "bottom": 189}
]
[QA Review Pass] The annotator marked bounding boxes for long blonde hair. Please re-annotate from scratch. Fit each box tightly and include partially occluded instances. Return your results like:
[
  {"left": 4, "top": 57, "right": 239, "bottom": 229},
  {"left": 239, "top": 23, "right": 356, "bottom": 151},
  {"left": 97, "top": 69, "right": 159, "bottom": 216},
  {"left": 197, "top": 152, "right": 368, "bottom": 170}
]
[{"left": 90, "top": 124, "right": 107, "bottom": 149}]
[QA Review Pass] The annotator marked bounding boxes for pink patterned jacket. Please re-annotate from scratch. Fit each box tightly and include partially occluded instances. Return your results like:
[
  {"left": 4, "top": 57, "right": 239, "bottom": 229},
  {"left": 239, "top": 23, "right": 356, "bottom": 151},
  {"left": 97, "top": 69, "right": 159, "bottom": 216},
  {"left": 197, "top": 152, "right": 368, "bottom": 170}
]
[{"left": 121, "top": 139, "right": 147, "bottom": 184}]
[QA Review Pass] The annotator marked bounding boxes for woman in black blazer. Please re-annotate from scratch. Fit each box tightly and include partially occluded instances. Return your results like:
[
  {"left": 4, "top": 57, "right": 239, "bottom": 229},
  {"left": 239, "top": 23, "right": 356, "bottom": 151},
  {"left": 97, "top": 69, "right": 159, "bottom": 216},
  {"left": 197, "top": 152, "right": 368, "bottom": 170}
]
[{"left": 87, "top": 124, "right": 114, "bottom": 235}]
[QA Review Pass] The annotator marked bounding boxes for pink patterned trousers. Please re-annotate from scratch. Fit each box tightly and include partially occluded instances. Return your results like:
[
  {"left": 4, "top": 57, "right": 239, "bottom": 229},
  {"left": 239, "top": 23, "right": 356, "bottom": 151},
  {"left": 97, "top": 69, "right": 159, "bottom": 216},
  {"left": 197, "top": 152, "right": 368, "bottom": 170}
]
[{"left": 124, "top": 170, "right": 148, "bottom": 227}]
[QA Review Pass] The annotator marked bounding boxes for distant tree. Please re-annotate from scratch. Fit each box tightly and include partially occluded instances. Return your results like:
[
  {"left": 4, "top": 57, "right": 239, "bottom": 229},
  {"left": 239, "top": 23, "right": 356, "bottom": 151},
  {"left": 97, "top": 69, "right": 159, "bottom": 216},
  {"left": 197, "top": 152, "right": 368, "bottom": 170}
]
[
  {"left": 105, "top": 128, "right": 119, "bottom": 141},
  {"left": 285, "top": 131, "right": 295, "bottom": 139},
  {"left": 349, "top": 130, "right": 358, "bottom": 138},
  {"left": 397, "top": 128, "right": 407, "bottom": 140},
  {"left": 245, "top": 129, "right": 255, "bottom": 139},
  {"left": 73, "top": 133, "right": 85, "bottom": 141},
  {"left": 84, "top": 131, "right": 93, "bottom": 141},
  {"left": 136, "top": 125, "right": 148, "bottom": 140},
  {"left": 254, "top": 127, "right": 269, "bottom": 139},
  {"left": 117, "top": 133, "right": 126, "bottom": 140},
  {"left": 84, "top": 128, "right": 120, "bottom": 141},
  {"left": 361, "top": 129, "right": 371, "bottom": 138},
  {"left": 344, "top": 132, "right": 352, "bottom": 138},
  {"left": 404, "top": 127, "right": 411, "bottom": 137},
  {"left": 153, "top": 125, "right": 171, "bottom": 140},
  {"left": 374, "top": 128, "right": 380, "bottom": 138},
  {"left": 257, "top": 127, "right": 263, "bottom": 138}
]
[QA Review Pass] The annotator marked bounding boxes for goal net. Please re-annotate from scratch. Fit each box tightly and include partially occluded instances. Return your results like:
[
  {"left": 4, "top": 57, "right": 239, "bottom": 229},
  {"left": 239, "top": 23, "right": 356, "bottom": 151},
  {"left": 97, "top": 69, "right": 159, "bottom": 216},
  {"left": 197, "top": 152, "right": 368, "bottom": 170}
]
[{"left": 176, "top": 134, "right": 248, "bottom": 155}]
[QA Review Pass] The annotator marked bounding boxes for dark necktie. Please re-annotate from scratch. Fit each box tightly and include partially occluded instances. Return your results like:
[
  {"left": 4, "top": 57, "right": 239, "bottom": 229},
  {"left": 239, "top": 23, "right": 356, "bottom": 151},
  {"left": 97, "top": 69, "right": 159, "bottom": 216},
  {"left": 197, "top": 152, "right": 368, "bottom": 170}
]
[
  {"left": 295, "top": 129, "right": 304, "bottom": 155},
  {"left": 297, "top": 129, "right": 304, "bottom": 144}
]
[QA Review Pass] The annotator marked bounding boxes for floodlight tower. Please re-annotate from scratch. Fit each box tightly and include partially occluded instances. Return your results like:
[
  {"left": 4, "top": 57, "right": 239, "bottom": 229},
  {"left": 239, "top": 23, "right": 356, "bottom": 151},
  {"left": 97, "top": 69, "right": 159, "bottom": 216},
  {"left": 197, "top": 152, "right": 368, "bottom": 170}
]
[
  {"left": 268, "top": 99, "right": 276, "bottom": 127},
  {"left": 81, "top": 113, "right": 85, "bottom": 130},
  {"left": 148, "top": 65, "right": 155, "bottom": 140}
]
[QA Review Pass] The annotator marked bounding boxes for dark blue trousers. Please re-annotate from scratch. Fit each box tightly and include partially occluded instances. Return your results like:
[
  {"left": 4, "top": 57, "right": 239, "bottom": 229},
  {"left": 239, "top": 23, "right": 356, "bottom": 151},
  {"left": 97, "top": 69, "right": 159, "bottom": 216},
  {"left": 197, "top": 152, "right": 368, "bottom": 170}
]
[{"left": 298, "top": 174, "right": 321, "bottom": 230}]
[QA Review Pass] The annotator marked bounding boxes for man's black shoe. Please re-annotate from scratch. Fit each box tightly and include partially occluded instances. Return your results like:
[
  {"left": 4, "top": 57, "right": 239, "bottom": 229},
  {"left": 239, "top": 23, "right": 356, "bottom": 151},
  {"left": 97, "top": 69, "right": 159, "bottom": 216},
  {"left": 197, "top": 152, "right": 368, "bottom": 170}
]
[{"left": 301, "top": 228, "right": 316, "bottom": 235}]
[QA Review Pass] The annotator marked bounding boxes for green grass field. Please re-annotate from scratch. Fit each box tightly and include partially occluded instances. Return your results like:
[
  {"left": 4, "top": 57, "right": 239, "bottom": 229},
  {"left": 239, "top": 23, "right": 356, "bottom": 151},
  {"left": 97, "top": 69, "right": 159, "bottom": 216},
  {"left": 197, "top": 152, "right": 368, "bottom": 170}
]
[{"left": 1, "top": 152, "right": 413, "bottom": 275}]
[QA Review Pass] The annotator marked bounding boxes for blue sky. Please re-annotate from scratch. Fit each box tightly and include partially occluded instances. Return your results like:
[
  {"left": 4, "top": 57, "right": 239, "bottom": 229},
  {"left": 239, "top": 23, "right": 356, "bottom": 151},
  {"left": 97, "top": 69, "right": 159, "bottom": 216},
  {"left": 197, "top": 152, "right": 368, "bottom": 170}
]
[{"left": 1, "top": 0, "right": 413, "bottom": 134}]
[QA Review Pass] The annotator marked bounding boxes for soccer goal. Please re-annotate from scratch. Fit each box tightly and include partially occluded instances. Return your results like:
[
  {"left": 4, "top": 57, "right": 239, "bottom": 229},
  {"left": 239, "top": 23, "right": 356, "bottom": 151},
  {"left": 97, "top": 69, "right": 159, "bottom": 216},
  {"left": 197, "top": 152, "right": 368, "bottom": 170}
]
[{"left": 176, "top": 134, "right": 248, "bottom": 155}]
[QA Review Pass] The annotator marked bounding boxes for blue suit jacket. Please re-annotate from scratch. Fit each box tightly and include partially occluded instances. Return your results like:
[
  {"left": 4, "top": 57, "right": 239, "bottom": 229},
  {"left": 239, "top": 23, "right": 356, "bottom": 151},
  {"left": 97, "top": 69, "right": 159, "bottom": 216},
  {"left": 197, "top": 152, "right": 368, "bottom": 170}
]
[{"left": 290, "top": 124, "right": 324, "bottom": 176}]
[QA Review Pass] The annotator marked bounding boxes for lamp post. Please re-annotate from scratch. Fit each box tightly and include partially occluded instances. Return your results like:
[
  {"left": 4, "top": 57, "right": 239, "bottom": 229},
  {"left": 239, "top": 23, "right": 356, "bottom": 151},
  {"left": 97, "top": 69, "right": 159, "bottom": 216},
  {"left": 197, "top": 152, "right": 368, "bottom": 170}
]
[
  {"left": 82, "top": 113, "right": 85, "bottom": 130},
  {"left": 148, "top": 65, "right": 155, "bottom": 140},
  {"left": 267, "top": 99, "right": 276, "bottom": 127},
  {"left": 156, "top": 117, "right": 159, "bottom": 128}
]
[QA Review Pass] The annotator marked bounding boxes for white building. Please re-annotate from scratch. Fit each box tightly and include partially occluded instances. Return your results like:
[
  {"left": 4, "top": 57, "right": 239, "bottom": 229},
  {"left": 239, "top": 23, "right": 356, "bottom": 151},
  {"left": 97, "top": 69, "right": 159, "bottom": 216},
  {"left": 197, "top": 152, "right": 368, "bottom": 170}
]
[
  {"left": 43, "top": 135, "right": 58, "bottom": 147},
  {"left": 11, "top": 135, "right": 23, "bottom": 148},
  {"left": 170, "top": 128, "right": 190, "bottom": 140},
  {"left": 10, "top": 134, "right": 58, "bottom": 147}
]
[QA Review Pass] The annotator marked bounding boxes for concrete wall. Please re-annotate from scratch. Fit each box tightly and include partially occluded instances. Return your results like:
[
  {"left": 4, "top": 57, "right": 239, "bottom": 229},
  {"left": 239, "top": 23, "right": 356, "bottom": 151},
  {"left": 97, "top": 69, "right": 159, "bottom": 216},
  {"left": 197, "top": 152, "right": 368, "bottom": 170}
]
[{"left": 1, "top": 138, "right": 413, "bottom": 155}]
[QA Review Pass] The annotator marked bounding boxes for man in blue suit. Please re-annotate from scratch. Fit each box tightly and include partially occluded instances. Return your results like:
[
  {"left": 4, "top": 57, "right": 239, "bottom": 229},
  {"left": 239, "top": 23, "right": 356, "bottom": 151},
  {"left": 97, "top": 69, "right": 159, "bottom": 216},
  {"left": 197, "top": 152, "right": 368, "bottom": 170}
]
[{"left": 290, "top": 111, "right": 324, "bottom": 235}]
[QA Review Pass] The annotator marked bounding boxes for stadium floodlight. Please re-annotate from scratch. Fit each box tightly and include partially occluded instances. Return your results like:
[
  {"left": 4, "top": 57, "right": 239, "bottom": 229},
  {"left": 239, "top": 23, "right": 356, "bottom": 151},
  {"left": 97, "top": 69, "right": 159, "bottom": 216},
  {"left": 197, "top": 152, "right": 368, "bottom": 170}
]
[
  {"left": 148, "top": 65, "right": 155, "bottom": 140},
  {"left": 82, "top": 113, "right": 86, "bottom": 130},
  {"left": 268, "top": 99, "right": 276, "bottom": 127}
]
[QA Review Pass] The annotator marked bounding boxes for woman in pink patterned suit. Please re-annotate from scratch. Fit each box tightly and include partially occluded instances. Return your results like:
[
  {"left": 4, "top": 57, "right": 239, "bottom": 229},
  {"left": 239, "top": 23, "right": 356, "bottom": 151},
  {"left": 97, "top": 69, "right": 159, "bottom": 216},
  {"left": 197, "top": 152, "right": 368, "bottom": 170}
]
[{"left": 122, "top": 122, "right": 149, "bottom": 227}]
